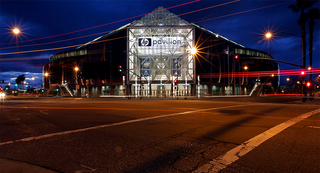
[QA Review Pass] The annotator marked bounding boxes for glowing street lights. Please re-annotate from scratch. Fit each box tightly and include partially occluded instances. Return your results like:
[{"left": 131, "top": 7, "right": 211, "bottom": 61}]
[
  {"left": 265, "top": 32, "right": 272, "bottom": 39},
  {"left": 190, "top": 47, "right": 197, "bottom": 55},
  {"left": 243, "top": 65, "right": 248, "bottom": 86},
  {"left": 0, "top": 27, "right": 20, "bottom": 35},
  {"left": 12, "top": 28, "right": 20, "bottom": 34},
  {"left": 264, "top": 31, "right": 308, "bottom": 101},
  {"left": 74, "top": 66, "right": 80, "bottom": 97}
]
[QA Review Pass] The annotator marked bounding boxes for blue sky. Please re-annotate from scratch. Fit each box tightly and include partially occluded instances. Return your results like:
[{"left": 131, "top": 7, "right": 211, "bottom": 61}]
[{"left": 1, "top": 0, "right": 319, "bottom": 88}]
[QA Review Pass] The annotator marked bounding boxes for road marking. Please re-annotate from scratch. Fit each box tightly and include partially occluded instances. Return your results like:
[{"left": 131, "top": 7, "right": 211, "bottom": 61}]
[
  {"left": 193, "top": 108, "right": 320, "bottom": 173},
  {"left": 0, "top": 106, "right": 206, "bottom": 113},
  {"left": 0, "top": 104, "right": 249, "bottom": 146},
  {"left": 39, "top": 110, "right": 49, "bottom": 115},
  {"left": 308, "top": 126, "right": 320, "bottom": 129},
  {"left": 75, "top": 165, "right": 96, "bottom": 173}
]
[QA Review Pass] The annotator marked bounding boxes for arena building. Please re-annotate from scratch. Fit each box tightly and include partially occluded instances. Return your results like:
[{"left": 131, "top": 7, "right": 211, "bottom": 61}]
[{"left": 44, "top": 6, "right": 279, "bottom": 97}]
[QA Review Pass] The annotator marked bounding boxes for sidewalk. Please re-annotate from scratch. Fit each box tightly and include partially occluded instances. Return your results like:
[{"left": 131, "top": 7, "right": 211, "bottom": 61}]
[{"left": 0, "top": 158, "right": 58, "bottom": 173}]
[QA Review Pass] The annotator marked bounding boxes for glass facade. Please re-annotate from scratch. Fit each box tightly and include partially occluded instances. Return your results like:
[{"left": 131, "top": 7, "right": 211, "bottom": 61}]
[
  {"left": 44, "top": 6, "right": 279, "bottom": 97},
  {"left": 128, "top": 27, "right": 195, "bottom": 83}
]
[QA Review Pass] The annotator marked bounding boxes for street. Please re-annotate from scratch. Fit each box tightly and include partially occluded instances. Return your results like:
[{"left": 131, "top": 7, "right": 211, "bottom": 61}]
[{"left": 0, "top": 97, "right": 319, "bottom": 173}]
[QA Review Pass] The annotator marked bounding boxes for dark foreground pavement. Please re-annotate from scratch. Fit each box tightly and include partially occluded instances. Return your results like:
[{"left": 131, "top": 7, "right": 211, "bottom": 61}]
[{"left": 0, "top": 96, "right": 319, "bottom": 173}]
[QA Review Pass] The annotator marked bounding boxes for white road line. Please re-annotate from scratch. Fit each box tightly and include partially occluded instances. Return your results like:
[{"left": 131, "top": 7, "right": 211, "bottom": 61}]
[
  {"left": 0, "top": 104, "right": 248, "bottom": 146},
  {"left": 308, "top": 126, "right": 320, "bottom": 129},
  {"left": 193, "top": 108, "right": 320, "bottom": 173}
]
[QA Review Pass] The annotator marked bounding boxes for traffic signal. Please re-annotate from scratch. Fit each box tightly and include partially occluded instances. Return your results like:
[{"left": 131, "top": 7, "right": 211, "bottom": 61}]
[
  {"left": 118, "top": 65, "right": 122, "bottom": 72},
  {"left": 174, "top": 79, "right": 178, "bottom": 85},
  {"left": 301, "top": 71, "right": 305, "bottom": 76},
  {"left": 306, "top": 82, "right": 311, "bottom": 87},
  {"left": 141, "top": 81, "right": 144, "bottom": 86},
  {"left": 234, "top": 54, "right": 239, "bottom": 59}
]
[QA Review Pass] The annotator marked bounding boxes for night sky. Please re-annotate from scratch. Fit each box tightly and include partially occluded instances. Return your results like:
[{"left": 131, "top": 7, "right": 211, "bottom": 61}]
[{"left": 1, "top": 0, "right": 319, "bottom": 88}]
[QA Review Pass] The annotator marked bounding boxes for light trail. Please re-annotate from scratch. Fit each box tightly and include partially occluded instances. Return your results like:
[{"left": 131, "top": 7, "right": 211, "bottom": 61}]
[
  {"left": 0, "top": 0, "right": 239, "bottom": 51},
  {"left": 0, "top": 29, "right": 111, "bottom": 50},
  {"left": 0, "top": 0, "right": 200, "bottom": 46},
  {"left": 0, "top": 36, "right": 127, "bottom": 56},
  {"left": 0, "top": 1, "right": 240, "bottom": 56},
  {"left": 0, "top": 106, "right": 192, "bottom": 112},
  {"left": 0, "top": 0, "right": 300, "bottom": 59},
  {"left": 194, "top": 1, "right": 290, "bottom": 23},
  {"left": 199, "top": 68, "right": 320, "bottom": 78}
]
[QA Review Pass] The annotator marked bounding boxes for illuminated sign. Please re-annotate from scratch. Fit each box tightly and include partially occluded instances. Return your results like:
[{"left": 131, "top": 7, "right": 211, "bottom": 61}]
[{"left": 138, "top": 37, "right": 182, "bottom": 47}]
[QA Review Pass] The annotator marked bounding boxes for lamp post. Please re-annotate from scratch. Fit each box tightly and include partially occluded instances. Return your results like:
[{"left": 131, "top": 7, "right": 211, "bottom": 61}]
[
  {"left": 44, "top": 72, "right": 49, "bottom": 97},
  {"left": 31, "top": 77, "right": 35, "bottom": 89},
  {"left": 0, "top": 27, "right": 20, "bottom": 35},
  {"left": 74, "top": 66, "right": 79, "bottom": 97},
  {"left": 265, "top": 31, "right": 307, "bottom": 101},
  {"left": 190, "top": 47, "right": 197, "bottom": 98},
  {"left": 243, "top": 65, "right": 248, "bottom": 85}
]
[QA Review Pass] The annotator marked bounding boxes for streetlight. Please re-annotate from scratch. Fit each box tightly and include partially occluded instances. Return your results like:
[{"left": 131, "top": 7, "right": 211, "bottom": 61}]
[
  {"left": 265, "top": 31, "right": 301, "bottom": 39},
  {"left": 74, "top": 66, "right": 79, "bottom": 97},
  {"left": 265, "top": 32, "right": 272, "bottom": 39},
  {"left": 0, "top": 27, "right": 20, "bottom": 35},
  {"left": 31, "top": 77, "right": 35, "bottom": 89},
  {"left": 286, "top": 78, "right": 290, "bottom": 82},
  {"left": 243, "top": 65, "right": 248, "bottom": 86},
  {"left": 264, "top": 31, "right": 307, "bottom": 101},
  {"left": 190, "top": 47, "right": 197, "bottom": 55}
]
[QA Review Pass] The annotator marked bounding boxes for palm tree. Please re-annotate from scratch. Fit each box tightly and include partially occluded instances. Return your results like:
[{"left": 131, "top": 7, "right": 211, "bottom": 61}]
[
  {"left": 308, "top": 8, "right": 320, "bottom": 81},
  {"left": 289, "top": 0, "right": 318, "bottom": 100},
  {"left": 16, "top": 74, "right": 26, "bottom": 87}
]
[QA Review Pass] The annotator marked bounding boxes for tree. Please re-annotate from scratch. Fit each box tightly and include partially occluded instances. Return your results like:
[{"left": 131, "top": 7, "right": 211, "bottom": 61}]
[
  {"left": 15, "top": 74, "right": 26, "bottom": 86},
  {"left": 308, "top": 8, "right": 320, "bottom": 81},
  {"left": 289, "top": 0, "right": 318, "bottom": 99}
]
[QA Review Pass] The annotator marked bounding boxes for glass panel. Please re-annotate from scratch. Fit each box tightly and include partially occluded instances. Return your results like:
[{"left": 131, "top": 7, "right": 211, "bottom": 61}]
[{"left": 128, "top": 27, "right": 194, "bottom": 83}]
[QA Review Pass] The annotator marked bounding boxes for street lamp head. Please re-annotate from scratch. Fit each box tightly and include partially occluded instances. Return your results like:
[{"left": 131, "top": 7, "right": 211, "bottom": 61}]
[
  {"left": 244, "top": 66, "right": 248, "bottom": 70},
  {"left": 286, "top": 78, "right": 290, "bottom": 81},
  {"left": 190, "top": 47, "right": 197, "bottom": 55},
  {"left": 74, "top": 67, "right": 79, "bottom": 72},
  {"left": 12, "top": 28, "right": 20, "bottom": 34},
  {"left": 44, "top": 72, "right": 49, "bottom": 77},
  {"left": 265, "top": 32, "right": 272, "bottom": 39}
]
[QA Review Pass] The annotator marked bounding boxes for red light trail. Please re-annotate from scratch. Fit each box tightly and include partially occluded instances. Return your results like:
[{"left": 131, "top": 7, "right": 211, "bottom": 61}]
[
  {"left": 0, "top": 0, "right": 200, "bottom": 46},
  {"left": 199, "top": 68, "right": 320, "bottom": 78}
]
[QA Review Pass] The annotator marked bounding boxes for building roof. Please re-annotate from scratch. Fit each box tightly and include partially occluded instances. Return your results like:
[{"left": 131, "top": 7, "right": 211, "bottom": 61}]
[
  {"left": 50, "top": 6, "right": 249, "bottom": 62},
  {"left": 76, "top": 6, "right": 245, "bottom": 50}
]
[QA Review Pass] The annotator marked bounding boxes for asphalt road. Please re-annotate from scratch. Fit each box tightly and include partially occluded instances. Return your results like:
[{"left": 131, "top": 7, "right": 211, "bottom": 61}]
[{"left": 0, "top": 96, "right": 319, "bottom": 173}]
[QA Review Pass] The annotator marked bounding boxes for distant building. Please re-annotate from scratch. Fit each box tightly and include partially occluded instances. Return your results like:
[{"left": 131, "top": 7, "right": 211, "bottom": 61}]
[{"left": 44, "top": 6, "right": 279, "bottom": 97}]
